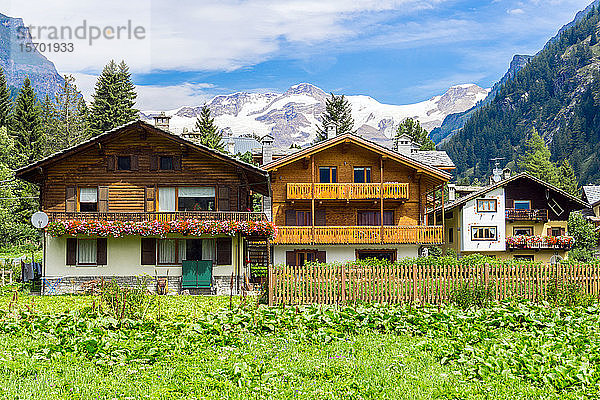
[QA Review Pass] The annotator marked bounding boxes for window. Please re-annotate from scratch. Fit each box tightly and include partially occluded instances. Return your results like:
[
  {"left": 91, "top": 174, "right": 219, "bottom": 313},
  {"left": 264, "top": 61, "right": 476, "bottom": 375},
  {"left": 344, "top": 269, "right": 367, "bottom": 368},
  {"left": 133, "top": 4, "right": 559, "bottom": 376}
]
[
  {"left": 551, "top": 227, "right": 563, "bottom": 237},
  {"left": 79, "top": 187, "right": 98, "bottom": 212},
  {"left": 356, "top": 250, "right": 396, "bottom": 262},
  {"left": 548, "top": 198, "right": 564, "bottom": 216},
  {"left": 319, "top": 166, "right": 337, "bottom": 183},
  {"left": 158, "top": 239, "right": 178, "bottom": 264},
  {"left": 296, "top": 211, "right": 312, "bottom": 226},
  {"left": 178, "top": 187, "right": 215, "bottom": 211},
  {"left": 514, "top": 255, "right": 534, "bottom": 262},
  {"left": 513, "top": 227, "right": 533, "bottom": 236},
  {"left": 117, "top": 156, "right": 131, "bottom": 170},
  {"left": 152, "top": 238, "right": 215, "bottom": 265},
  {"left": 357, "top": 210, "right": 394, "bottom": 226},
  {"left": 77, "top": 239, "right": 97, "bottom": 265},
  {"left": 471, "top": 226, "right": 497, "bottom": 241},
  {"left": 477, "top": 199, "right": 497, "bottom": 212},
  {"left": 513, "top": 200, "right": 531, "bottom": 210},
  {"left": 286, "top": 250, "right": 325, "bottom": 266},
  {"left": 158, "top": 187, "right": 216, "bottom": 212},
  {"left": 353, "top": 167, "right": 371, "bottom": 183},
  {"left": 160, "top": 156, "right": 174, "bottom": 170},
  {"left": 448, "top": 228, "right": 454, "bottom": 243}
]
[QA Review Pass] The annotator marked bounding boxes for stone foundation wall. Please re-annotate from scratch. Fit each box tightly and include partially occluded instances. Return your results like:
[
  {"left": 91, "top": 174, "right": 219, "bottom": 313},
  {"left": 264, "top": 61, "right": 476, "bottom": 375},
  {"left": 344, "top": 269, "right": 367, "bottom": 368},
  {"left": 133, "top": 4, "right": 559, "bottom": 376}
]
[{"left": 42, "top": 275, "right": 240, "bottom": 296}]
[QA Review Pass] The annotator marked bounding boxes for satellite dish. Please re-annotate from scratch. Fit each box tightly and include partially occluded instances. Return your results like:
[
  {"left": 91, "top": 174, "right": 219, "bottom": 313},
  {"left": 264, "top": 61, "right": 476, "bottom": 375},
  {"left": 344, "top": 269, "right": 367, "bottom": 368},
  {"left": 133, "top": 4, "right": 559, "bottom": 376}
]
[{"left": 31, "top": 211, "right": 49, "bottom": 229}]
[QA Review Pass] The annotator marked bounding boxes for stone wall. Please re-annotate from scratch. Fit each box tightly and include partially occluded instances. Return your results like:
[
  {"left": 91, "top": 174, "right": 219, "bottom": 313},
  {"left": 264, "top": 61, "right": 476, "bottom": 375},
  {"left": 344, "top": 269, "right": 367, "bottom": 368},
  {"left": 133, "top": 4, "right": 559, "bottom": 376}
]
[{"left": 41, "top": 274, "right": 239, "bottom": 296}]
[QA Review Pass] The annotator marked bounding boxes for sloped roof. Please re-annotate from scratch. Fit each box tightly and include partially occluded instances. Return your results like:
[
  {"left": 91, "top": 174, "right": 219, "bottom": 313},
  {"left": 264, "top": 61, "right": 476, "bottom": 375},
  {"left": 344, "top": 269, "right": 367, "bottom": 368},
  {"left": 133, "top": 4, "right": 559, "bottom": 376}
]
[
  {"left": 262, "top": 133, "right": 452, "bottom": 181},
  {"left": 410, "top": 151, "right": 455, "bottom": 169},
  {"left": 440, "top": 172, "right": 590, "bottom": 212},
  {"left": 583, "top": 185, "right": 600, "bottom": 206},
  {"left": 15, "top": 120, "right": 270, "bottom": 194}
]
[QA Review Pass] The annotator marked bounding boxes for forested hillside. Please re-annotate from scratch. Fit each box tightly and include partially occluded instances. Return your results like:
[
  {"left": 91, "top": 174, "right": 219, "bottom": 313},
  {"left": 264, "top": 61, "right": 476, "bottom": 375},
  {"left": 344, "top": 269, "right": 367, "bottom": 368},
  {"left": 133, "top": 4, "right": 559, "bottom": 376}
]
[{"left": 443, "top": 7, "right": 600, "bottom": 184}]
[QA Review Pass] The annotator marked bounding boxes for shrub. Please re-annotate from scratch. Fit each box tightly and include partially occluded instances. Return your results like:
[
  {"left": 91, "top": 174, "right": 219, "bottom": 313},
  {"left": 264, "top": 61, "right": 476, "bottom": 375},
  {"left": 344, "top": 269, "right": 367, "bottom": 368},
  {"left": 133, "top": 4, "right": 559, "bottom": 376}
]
[
  {"left": 545, "top": 278, "right": 595, "bottom": 307},
  {"left": 96, "top": 276, "right": 157, "bottom": 320},
  {"left": 449, "top": 282, "right": 493, "bottom": 309}
]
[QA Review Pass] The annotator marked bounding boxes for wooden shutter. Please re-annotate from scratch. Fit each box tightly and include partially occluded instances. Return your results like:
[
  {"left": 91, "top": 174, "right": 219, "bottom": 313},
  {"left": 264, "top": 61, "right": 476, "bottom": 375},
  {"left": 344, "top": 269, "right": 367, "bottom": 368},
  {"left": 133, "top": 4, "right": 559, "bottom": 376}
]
[
  {"left": 218, "top": 186, "right": 230, "bottom": 211},
  {"left": 65, "top": 186, "right": 76, "bottom": 212},
  {"left": 286, "top": 251, "right": 296, "bottom": 266},
  {"left": 66, "top": 238, "right": 77, "bottom": 265},
  {"left": 131, "top": 155, "right": 139, "bottom": 171},
  {"left": 98, "top": 186, "right": 109, "bottom": 212},
  {"left": 107, "top": 155, "right": 116, "bottom": 171},
  {"left": 96, "top": 238, "right": 107, "bottom": 265},
  {"left": 229, "top": 187, "right": 238, "bottom": 211},
  {"left": 547, "top": 227, "right": 552, "bottom": 236},
  {"left": 141, "top": 238, "right": 156, "bottom": 265},
  {"left": 173, "top": 156, "right": 182, "bottom": 171},
  {"left": 216, "top": 238, "right": 232, "bottom": 265},
  {"left": 315, "top": 209, "right": 326, "bottom": 226},
  {"left": 561, "top": 228, "right": 566, "bottom": 236},
  {"left": 145, "top": 186, "right": 156, "bottom": 212},
  {"left": 285, "top": 209, "right": 296, "bottom": 225},
  {"left": 150, "top": 155, "right": 158, "bottom": 171},
  {"left": 316, "top": 251, "right": 326, "bottom": 263},
  {"left": 239, "top": 186, "right": 248, "bottom": 211}
]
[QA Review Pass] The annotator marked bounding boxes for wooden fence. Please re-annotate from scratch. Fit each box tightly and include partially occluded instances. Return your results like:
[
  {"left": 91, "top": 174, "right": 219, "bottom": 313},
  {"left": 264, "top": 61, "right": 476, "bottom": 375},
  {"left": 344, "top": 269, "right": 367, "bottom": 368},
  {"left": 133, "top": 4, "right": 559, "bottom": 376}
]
[{"left": 268, "top": 263, "right": 600, "bottom": 306}]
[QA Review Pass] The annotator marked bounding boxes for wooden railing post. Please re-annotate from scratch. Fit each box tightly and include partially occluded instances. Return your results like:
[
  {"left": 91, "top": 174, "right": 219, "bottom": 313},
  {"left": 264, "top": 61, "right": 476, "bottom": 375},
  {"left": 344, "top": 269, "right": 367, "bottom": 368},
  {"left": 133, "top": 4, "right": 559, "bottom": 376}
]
[
  {"left": 341, "top": 264, "right": 346, "bottom": 304},
  {"left": 412, "top": 264, "right": 417, "bottom": 303},
  {"left": 484, "top": 263, "right": 490, "bottom": 290},
  {"left": 268, "top": 264, "right": 274, "bottom": 306}
]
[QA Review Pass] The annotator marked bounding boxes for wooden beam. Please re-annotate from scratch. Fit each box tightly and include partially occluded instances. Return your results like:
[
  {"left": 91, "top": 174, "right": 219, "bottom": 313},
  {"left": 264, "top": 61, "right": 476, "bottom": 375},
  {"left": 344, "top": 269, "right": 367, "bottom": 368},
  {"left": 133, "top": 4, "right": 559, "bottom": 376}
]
[
  {"left": 311, "top": 155, "right": 315, "bottom": 244},
  {"left": 380, "top": 156, "right": 384, "bottom": 243}
]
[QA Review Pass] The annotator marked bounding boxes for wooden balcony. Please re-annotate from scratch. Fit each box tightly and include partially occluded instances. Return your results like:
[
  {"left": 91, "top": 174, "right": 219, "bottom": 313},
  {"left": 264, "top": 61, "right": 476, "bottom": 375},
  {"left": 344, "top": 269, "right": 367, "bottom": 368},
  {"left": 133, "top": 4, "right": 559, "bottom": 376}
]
[
  {"left": 505, "top": 208, "right": 548, "bottom": 221},
  {"left": 286, "top": 183, "right": 409, "bottom": 201},
  {"left": 273, "top": 225, "right": 443, "bottom": 245},
  {"left": 47, "top": 211, "right": 268, "bottom": 223},
  {"left": 506, "top": 236, "right": 573, "bottom": 251}
]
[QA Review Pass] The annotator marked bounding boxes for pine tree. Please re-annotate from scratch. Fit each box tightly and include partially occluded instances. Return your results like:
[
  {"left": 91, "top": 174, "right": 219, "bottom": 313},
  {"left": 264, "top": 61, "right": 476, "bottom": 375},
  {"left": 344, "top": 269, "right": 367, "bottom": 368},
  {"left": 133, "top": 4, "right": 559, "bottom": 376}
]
[
  {"left": 11, "top": 77, "right": 45, "bottom": 165},
  {"left": 40, "top": 94, "right": 58, "bottom": 152},
  {"left": 591, "top": 28, "right": 598, "bottom": 46},
  {"left": 52, "top": 75, "right": 91, "bottom": 150},
  {"left": 0, "top": 67, "right": 11, "bottom": 129},
  {"left": 517, "top": 128, "right": 558, "bottom": 185},
  {"left": 394, "top": 118, "right": 435, "bottom": 150},
  {"left": 194, "top": 105, "right": 225, "bottom": 152},
  {"left": 315, "top": 93, "right": 354, "bottom": 142},
  {"left": 89, "top": 60, "right": 138, "bottom": 134},
  {"left": 556, "top": 159, "right": 579, "bottom": 196}
]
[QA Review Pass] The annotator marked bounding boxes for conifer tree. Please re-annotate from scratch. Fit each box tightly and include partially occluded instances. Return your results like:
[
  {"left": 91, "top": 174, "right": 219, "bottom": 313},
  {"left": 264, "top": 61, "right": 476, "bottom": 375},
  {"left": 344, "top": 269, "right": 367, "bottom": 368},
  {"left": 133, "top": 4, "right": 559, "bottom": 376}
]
[
  {"left": 517, "top": 128, "right": 558, "bottom": 184},
  {"left": 315, "top": 93, "right": 354, "bottom": 142},
  {"left": 194, "top": 105, "right": 225, "bottom": 152},
  {"left": 40, "top": 94, "right": 58, "bottom": 152},
  {"left": 89, "top": 60, "right": 138, "bottom": 134},
  {"left": 52, "top": 75, "right": 91, "bottom": 150},
  {"left": 0, "top": 67, "right": 11, "bottom": 129},
  {"left": 556, "top": 159, "right": 579, "bottom": 196},
  {"left": 591, "top": 28, "right": 598, "bottom": 46},
  {"left": 11, "top": 77, "right": 45, "bottom": 165},
  {"left": 394, "top": 118, "right": 435, "bottom": 150}
]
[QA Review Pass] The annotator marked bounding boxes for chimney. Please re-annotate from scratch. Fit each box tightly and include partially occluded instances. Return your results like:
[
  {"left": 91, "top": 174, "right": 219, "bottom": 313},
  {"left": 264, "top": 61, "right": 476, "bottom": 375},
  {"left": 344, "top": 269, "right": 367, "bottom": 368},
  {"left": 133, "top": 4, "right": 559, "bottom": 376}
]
[
  {"left": 395, "top": 134, "right": 412, "bottom": 156},
  {"left": 325, "top": 121, "right": 338, "bottom": 140},
  {"left": 448, "top": 184, "right": 456, "bottom": 202},
  {"left": 227, "top": 133, "right": 235, "bottom": 154},
  {"left": 503, "top": 168, "right": 511, "bottom": 180},
  {"left": 153, "top": 112, "right": 171, "bottom": 132},
  {"left": 261, "top": 134, "right": 274, "bottom": 165}
]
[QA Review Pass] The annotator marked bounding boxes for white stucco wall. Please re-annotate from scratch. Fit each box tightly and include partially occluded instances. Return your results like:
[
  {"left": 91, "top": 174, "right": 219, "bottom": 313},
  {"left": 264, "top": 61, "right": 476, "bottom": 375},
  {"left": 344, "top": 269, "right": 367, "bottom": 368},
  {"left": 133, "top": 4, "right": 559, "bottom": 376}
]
[
  {"left": 44, "top": 234, "right": 243, "bottom": 278},
  {"left": 460, "top": 187, "right": 506, "bottom": 252},
  {"left": 273, "top": 244, "right": 419, "bottom": 265}
]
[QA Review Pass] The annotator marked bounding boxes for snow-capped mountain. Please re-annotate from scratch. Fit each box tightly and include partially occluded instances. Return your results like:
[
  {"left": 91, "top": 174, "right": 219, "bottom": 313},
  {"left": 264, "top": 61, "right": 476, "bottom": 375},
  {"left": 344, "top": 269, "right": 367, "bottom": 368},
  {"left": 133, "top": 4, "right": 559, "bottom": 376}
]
[{"left": 141, "top": 83, "right": 489, "bottom": 147}]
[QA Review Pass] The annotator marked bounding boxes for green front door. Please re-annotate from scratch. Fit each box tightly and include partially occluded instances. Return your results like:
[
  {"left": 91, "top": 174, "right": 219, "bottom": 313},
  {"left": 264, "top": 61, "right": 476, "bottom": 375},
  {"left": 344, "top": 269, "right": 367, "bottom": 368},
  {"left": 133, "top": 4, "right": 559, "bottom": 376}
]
[{"left": 182, "top": 260, "right": 212, "bottom": 289}]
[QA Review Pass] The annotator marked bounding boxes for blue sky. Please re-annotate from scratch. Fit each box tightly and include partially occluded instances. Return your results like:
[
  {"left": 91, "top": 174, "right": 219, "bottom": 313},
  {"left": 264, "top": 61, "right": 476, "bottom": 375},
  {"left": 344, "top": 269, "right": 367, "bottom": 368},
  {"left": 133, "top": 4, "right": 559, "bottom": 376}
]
[{"left": 5, "top": 0, "right": 595, "bottom": 108}]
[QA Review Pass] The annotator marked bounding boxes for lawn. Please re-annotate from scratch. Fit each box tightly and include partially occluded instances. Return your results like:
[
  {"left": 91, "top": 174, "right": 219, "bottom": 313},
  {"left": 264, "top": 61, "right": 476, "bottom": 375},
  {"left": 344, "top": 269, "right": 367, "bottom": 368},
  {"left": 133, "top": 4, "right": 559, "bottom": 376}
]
[{"left": 0, "top": 292, "right": 597, "bottom": 399}]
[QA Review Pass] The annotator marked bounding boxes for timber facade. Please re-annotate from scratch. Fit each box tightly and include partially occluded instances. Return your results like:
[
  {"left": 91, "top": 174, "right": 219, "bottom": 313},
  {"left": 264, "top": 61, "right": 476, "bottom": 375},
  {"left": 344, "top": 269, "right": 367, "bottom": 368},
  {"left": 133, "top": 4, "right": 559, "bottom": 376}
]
[
  {"left": 263, "top": 133, "right": 451, "bottom": 265},
  {"left": 16, "top": 120, "right": 271, "bottom": 295}
]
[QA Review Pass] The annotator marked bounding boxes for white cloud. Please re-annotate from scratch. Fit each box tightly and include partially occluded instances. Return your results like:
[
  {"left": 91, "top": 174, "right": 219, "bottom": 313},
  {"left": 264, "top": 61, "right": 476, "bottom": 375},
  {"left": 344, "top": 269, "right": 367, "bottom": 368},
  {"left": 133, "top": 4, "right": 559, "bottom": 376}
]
[{"left": 507, "top": 8, "right": 525, "bottom": 15}]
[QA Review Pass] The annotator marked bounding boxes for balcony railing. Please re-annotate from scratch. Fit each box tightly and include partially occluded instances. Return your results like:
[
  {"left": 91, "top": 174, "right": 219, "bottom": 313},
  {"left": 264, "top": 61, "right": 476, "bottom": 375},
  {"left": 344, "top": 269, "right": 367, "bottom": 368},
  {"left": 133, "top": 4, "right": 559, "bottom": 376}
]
[
  {"left": 286, "top": 183, "right": 409, "bottom": 201},
  {"left": 506, "top": 235, "right": 573, "bottom": 250},
  {"left": 48, "top": 211, "right": 268, "bottom": 223},
  {"left": 273, "top": 225, "right": 443, "bottom": 245},
  {"left": 505, "top": 208, "right": 548, "bottom": 221}
]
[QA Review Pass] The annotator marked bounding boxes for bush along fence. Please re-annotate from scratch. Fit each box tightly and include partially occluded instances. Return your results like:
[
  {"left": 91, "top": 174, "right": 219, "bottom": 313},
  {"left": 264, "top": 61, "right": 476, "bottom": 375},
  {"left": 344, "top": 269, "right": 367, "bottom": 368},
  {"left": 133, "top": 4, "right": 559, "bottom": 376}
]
[{"left": 267, "top": 263, "right": 600, "bottom": 306}]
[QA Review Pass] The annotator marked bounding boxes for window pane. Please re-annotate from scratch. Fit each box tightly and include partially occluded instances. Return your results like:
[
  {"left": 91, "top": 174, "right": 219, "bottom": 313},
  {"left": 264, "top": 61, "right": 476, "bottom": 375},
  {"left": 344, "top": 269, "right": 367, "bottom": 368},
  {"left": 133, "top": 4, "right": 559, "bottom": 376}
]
[
  {"left": 117, "top": 156, "right": 131, "bottom": 170},
  {"left": 365, "top": 168, "right": 371, "bottom": 183},
  {"left": 178, "top": 187, "right": 215, "bottom": 197},
  {"left": 158, "top": 239, "right": 176, "bottom": 264},
  {"left": 78, "top": 239, "right": 97, "bottom": 264},
  {"left": 178, "top": 240, "right": 186, "bottom": 262},
  {"left": 178, "top": 187, "right": 215, "bottom": 211},
  {"left": 160, "top": 156, "right": 173, "bottom": 170},
  {"left": 384, "top": 211, "right": 394, "bottom": 225},
  {"left": 331, "top": 167, "right": 337, "bottom": 183},
  {"left": 514, "top": 201, "right": 530, "bottom": 210},
  {"left": 319, "top": 167, "right": 330, "bottom": 183},
  {"left": 354, "top": 168, "right": 364, "bottom": 183},
  {"left": 158, "top": 187, "right": 176, "bottom": 211},
  {"left": 80, "top": 188, "right": 98, "bottom": 203}
]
